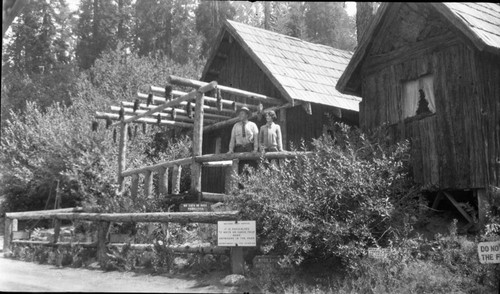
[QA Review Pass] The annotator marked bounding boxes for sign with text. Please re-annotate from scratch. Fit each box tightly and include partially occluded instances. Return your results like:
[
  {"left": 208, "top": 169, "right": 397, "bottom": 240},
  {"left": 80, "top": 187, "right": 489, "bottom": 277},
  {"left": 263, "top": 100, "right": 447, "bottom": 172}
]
[
  {"left": 217, "top": 221, "right": 256, "bottom": 247},
  {"left": 477, "top": 241, "right": 500, "bottom": 264},
  {"left": 253, "top": 255, "right": 281, "bottom": 269},
  {"left": 179, "top": 203, "right": 211, "bottom": 212},
  {"left": 367, "top": 247, "right": 390, "bottom": 260}
]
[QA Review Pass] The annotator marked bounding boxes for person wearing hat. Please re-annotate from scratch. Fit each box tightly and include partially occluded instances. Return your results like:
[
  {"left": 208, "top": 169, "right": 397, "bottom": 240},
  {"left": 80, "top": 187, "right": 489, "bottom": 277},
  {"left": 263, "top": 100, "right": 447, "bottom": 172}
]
[
  {"left": 259, "top": 110, "right": 283, "bottom": 153},
  {"left": 228, "top": 106, "right": 259, "bottom": 173}
]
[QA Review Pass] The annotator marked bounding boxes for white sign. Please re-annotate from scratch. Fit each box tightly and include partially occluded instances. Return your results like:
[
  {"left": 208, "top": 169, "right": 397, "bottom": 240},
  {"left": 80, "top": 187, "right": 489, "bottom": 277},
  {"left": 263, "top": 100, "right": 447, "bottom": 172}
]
[
  {"left": 217, "top": 221, "right": 256, "bottom": 247},
  {"left": 367, "top": 247, "right": 390, "bottom": 260},
  {"left": 478, "top": 241, "right": 500, "bottom": 264}
]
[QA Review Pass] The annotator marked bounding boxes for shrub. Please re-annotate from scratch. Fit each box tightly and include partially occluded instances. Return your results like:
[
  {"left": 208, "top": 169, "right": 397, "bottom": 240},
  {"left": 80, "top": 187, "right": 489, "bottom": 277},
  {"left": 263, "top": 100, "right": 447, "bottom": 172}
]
[{"left": 230, "top": 122, "right": 421, "bottom": 271}]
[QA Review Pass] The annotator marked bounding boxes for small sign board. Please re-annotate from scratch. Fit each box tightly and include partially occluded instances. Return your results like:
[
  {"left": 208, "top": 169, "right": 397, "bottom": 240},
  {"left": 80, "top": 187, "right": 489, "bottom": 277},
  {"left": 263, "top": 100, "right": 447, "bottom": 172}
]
[
  {"left": 367, "top": 247, "right": 390, "bottom": 260},
  {"left": 478, "top": 241, "right": 500, "bottom": 264},
  {"left": 179, "top": 203, "right": 211, "bottom": 212},
  {"left": 217, "top": 220, "right": 256, "bottom": 247},
  {"left": 253, "top": 255, "right": 281, "bottom": 269}
]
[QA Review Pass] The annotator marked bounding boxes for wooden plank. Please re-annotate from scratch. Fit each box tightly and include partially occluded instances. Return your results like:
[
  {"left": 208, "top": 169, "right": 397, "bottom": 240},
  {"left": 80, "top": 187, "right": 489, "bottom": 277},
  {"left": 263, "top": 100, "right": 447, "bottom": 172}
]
[
  {"left": 144, "top": 170, "right": 153, "bottom": 198},
  {"left": 168, "top": 75, "right": 282, "bottom": 105},
  {"left": 110, "top": 105, "right": 218, "bottom": 124},
  {"left": 121, "top": 157, "right": 192, "bottom": 177},
  {"left": 443, "top": 192, "right": 474, "bottom": 224},
  {"left": 158, "top": 168, "right": 169, "bottom": 196},
  {"left": 231, "top": 247, "right": 245, "bottom": 275},
  {"left": 118, "top": 123, "right": 128, "bottom": 191},
  {"left": 171, "top": 165, "right": 182, "bottom": 195},
  {"left": 131, "top": 174, "right": 139, "bottom": 199},
  {"left": 111, "top": 81, "right": 217, "bottom": 126},
  {"left": 279, "top": 108, "right": 287, "bottom": 150}
]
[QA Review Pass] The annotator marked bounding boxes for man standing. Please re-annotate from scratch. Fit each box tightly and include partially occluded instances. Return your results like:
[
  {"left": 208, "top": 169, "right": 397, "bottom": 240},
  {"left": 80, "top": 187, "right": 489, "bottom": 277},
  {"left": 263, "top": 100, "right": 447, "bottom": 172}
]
[{"left": 228, "top": 106, "right": 259, "bottom": 173}]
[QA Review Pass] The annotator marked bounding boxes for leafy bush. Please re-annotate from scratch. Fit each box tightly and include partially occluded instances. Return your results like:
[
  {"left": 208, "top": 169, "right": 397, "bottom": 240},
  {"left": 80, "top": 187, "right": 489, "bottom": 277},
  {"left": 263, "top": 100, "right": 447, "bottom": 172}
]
[{"left": 230, "top": 122, "right": 421, "bottom": 270}]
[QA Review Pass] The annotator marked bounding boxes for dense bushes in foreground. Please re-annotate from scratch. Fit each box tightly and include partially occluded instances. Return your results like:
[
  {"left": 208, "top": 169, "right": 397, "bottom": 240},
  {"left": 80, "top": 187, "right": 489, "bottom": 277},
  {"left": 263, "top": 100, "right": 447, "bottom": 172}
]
[{"left": 231, "top": 122, "right": 422, "bottom": 270}]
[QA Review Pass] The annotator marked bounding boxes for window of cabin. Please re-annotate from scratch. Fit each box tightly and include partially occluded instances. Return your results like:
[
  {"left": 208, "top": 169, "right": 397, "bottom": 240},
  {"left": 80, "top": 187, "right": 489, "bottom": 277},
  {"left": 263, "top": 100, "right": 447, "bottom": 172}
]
[{"left": 402, "top": 74, "right": 435, "bottom": 119}]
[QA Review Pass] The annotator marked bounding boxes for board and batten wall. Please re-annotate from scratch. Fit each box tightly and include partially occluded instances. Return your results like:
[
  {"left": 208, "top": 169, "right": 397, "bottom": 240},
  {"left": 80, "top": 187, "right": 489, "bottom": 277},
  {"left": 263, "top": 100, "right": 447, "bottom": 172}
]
[{"left": 360, "top": 41, "right": 499, "bottom": 191}]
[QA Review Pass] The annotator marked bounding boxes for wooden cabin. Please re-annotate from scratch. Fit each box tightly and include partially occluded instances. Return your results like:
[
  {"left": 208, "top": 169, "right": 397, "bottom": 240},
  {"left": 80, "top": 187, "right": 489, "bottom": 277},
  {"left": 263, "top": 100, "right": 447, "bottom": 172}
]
[
  {"left": 336, "top": 3, "right": 500, "bottom": 222},
  {"left": 200, "top": 20, "right": 361, "bottom": 192}
]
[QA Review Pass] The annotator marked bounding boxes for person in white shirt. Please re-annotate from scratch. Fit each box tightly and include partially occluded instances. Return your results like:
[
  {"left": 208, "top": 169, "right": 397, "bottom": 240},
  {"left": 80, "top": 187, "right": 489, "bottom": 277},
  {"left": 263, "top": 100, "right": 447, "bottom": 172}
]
[
  {"left": 228, "top": 106, "right": 259, "bottom": 174},
  {"left": 259, "top": 110, "right": 283, "bottom": 152}
]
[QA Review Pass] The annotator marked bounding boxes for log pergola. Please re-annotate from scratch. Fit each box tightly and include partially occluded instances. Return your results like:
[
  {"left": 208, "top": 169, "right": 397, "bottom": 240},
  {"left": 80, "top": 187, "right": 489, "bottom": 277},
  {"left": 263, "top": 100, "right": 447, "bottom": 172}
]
[{"left": 95, "top": 75, "right": 308, "bottom": 201}]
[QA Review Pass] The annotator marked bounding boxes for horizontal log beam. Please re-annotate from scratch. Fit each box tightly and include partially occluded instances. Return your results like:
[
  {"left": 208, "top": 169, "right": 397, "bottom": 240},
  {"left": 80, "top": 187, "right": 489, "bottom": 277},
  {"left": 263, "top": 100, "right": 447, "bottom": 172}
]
[
  {"left": 11, "top": 240, "right": 96, "bottom": 248},
  {"left": 9, "top": 211, "right": 240, "bottom": 223},
  {"left": 195, "top": 151, "right": 313, "bottom": 162},
  {"left": 121, "top": 157, "right": 192, "bottom": 177},
  {"left": 201, "top": 192, "right": 233, "bottom": 203},
  {"left": 96, "top": 112, "right": 194, "bottom": 128},
  {"left": 120, "top": 101, "right": 219, "bottom": 123},
  {"left": 137, "top": 92, "right": 235, "bottom": 118},
  {"left": 114, "top": 105, "right": 217, "bottom": 124},
  {"left": 6, "top": 207, "right": 84, "bottom": 219},
  {"left": 151, "top": 87, "right": 262, "bottom": 111},
  {"left": 112, "top": 81, "right": 217, "bottom": 126},
  {"left": 202, "top": 161, "right": 233, "bottom": 167},
  {"left": 109, "top": 243, "right": 230, "bottom": 255},
  {"left": 168, "top": 75, "right": 283, "bottom": 105},
  {"left": 203, "top": 102, "right": 294, "bottom": 132}
]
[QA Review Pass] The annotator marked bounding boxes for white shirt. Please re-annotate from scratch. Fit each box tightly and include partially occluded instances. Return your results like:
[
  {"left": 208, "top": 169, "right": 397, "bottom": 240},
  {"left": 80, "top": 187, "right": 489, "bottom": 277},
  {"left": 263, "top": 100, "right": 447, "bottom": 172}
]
[{"left": 229, "top": 121, "right": 259, "bottom": 152}]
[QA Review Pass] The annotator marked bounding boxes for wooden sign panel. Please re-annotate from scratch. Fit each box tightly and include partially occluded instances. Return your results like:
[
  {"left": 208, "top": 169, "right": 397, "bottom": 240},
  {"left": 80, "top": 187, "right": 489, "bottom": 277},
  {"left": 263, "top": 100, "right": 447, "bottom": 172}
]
[
  {"left": 478, "top": 241, "right": 500, "bottom": 264},
  {"left": 217, "top": 220, "right": 256, "bottom": 247},
  {"left": 253, "top": 255, "right": 281, "bottom": 269},
  {"left": 179, "top": 203, "right": 211, "bottom": 212},
  {"left": 367, "top": 247, "right": 390, "bottom": 260}
]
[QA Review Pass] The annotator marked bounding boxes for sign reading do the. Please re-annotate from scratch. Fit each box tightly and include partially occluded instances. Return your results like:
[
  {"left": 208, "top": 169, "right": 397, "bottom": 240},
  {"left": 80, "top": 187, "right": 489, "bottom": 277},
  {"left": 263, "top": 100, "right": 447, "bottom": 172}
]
[
  {"left": 477, "top": 241, "right": 500, "bottom": 264},
  {"left": 217, "top": 220, "right": 256, "bottom": 247}
]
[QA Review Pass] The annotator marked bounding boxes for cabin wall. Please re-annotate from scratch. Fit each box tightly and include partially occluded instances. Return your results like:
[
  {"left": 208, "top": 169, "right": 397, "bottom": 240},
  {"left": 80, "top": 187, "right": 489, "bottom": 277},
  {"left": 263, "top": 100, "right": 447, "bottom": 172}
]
[{"left": 361, "top": 41, "right": 498, "bottom": 190}]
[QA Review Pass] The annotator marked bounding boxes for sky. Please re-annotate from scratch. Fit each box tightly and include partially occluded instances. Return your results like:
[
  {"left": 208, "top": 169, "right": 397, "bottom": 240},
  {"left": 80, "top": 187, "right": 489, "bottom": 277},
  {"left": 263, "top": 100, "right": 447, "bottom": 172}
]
[{"left": 65, "top": 1, "right": 357, "bottom": 16}]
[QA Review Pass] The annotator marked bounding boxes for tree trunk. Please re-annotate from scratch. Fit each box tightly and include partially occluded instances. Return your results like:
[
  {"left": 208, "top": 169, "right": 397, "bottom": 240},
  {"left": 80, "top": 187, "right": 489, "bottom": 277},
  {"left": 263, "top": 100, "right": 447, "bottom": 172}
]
[
  {"left": 264, "top": 2, "right": 271, "bottom": 30},
  {"left": 356, "top": 2, "right": 375, "bottom": 43}
]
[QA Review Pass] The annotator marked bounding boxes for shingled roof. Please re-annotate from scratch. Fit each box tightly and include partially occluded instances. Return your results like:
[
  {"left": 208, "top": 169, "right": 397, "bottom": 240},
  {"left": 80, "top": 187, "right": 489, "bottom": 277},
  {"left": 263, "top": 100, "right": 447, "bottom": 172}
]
[
  {"left": 202, "top": 20, "right": 361, "bottom": 112},
  {"left": 337, "top": 2, "right": 500, "bottom": 96}
]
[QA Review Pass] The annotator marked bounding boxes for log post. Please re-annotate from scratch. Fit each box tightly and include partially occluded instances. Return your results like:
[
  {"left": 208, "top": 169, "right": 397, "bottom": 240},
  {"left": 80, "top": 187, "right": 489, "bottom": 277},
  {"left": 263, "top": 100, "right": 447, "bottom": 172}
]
[
  {"left": 230, "top": 247, "right": 245, "bottom": 275},
  {"left": 191, "top": 92, "right": 205, "bottom": 201},
  {"left": 215, "top": 137, "right": 222, "bottom": 154},
  {"left": 97, "top": 221, "right": 110, "bottom": 269},
  {"left": 476, "top": 189, "right": 489, "bottom": 225},
  {"left": 3, "top": 218, "right": 13, "bottom": 254},
  {"left": 144, "top": 170, "right": 153, "bottom": 198},
  {"left": 118, "top": 123, "right": 128, "bottom": 191},
  {"left": 131, "top": 174, "right": 139, "bottom": 199},
  {"left": 172, "top": 165, "right": 182, "bottom": 194},
  {"left": 279, "top": 108, "right": 287, "bottom": 150},
  {"left": 52, "top": 220, "right": 61, "bottom": 244},
  {"left": 159, "top": 168, "right": 169, "bottom": 196}
]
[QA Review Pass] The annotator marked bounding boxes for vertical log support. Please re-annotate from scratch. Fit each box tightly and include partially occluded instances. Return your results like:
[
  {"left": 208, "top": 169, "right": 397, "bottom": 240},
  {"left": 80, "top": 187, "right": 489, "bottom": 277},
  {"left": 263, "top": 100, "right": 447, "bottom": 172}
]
[
  {"left": 117, "top": 123, "right": 128, "bottom": 191},
  {"left": 230, "top": 247, "right": 245, "bottom": 275},
  {"left": 172, "top": 165, "right": 182, "bottom": 194},
  {"left": 159, "top": 168, "right": 169, "bottom": 196},
  {"left": 215, "top": 137, "right": 222, "bottom": 154},
  {"left": 4, "top": 218, "right": 13, "bottom": 255},
  {"left": 52, "top": 220, "right": 61, "bottom": 244},
  {"left": 279, "top": 108, "right": 287, "bottom": 150},
  {"left": 476, "top": 189, "right": 489, "bottom": 225},
  {"left": 144, "top": 170, "right": 153, "bottom": 198},
  {"left": 97, "top": 221, "right": 110, "bottom": 269},
  {"left": 131, "top": 174, "right": 139, "bottom": 199},
  {"left": 191, "top": 91, "right": 204, "bottom": 201}
]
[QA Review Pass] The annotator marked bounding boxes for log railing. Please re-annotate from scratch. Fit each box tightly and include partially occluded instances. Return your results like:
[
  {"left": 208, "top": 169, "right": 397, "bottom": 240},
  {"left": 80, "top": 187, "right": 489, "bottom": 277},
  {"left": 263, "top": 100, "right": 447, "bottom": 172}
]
[{"left": 4, "top": 208, "right": 239, "bottom": 270}]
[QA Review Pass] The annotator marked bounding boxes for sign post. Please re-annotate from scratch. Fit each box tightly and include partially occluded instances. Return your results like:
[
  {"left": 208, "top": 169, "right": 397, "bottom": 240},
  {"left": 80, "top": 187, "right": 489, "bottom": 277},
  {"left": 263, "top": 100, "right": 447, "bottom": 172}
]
[{"left": 217, "top": 220, "right": 256, "bottom": 275}]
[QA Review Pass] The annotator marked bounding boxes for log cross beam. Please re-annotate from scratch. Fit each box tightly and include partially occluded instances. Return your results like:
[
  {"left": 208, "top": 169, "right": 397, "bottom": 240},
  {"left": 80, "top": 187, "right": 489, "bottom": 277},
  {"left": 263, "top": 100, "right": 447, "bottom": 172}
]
[
  {"left": 111, "top": 81, "right": 217, "bottom": 127},
  {"left": 168, "top": 75, "right": 283, "bottom": 105}
]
